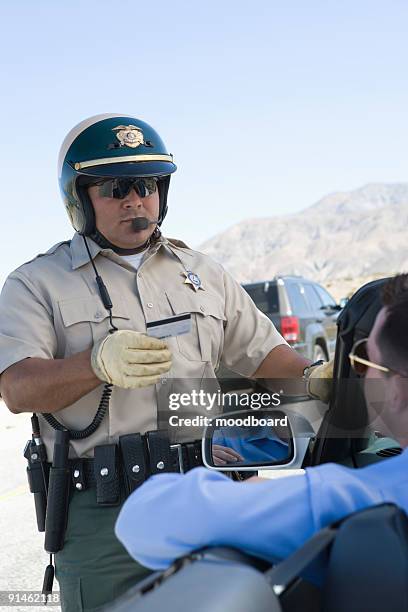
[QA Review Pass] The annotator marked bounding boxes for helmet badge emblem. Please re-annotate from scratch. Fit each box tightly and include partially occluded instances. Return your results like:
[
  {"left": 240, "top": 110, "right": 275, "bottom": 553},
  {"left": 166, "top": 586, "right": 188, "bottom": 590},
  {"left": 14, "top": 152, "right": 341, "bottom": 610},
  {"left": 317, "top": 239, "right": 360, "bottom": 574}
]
[{"left": 112, "top": 125, "right": 145, "bottom": 149}]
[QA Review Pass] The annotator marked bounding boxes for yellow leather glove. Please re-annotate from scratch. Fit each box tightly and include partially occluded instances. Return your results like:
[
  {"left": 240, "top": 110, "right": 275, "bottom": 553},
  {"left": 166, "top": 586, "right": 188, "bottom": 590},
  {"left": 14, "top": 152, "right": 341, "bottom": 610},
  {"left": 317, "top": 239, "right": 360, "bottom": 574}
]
[
  {"left": 305, "top": 359, "right": 334, "bottom": 404},
  {"left": 91, "top": 330, "right": 172, "bottom": 389}
]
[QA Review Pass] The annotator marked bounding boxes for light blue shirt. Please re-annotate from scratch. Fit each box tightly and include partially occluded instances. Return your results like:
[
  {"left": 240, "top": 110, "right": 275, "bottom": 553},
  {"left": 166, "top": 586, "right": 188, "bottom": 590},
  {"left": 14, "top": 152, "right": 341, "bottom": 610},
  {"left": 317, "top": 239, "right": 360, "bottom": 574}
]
[
  {"left": 213, "top": 425, "right": 290, "bottom": 463},
  {"left": 115, "top": 450, "right": 408, "bottom": 572}
]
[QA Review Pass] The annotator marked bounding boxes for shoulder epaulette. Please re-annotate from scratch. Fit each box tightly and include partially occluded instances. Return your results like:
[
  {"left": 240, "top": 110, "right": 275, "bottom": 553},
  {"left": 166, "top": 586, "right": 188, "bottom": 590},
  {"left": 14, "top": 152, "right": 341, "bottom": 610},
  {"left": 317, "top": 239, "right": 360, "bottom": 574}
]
[
  {"left": 167, "top": 237, "right": 191, "bottom": 249},
  {"left": 22, "top": 240, "right": 71, "bottom": 266}
]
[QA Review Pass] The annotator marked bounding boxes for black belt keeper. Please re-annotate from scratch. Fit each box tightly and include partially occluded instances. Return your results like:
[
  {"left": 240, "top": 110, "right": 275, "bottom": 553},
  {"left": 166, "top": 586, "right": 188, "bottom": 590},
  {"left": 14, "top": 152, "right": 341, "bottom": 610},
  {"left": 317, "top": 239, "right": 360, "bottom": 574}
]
[
  {"left": 119, "top": 434, "right": 147, "bottom": 496},
  {"left": 183, "top": 441, "right": 203, "bottom": 471},
  {"left": 94, "top": 444, "right": 120, "bottom": 506},
  {"left": 145, "top": 430, "right": 174, "bottom": 475},
  {"left": 71, "top": 460, "right": 89, "bottom": 492}
]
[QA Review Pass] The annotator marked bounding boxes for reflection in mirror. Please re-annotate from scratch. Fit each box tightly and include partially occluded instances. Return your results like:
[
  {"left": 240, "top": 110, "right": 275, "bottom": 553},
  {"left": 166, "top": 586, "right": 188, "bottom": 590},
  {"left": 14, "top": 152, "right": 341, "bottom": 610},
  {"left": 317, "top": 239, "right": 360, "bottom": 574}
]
[{"left": 210, "top": 410, "right": 293, "bottom": 468}]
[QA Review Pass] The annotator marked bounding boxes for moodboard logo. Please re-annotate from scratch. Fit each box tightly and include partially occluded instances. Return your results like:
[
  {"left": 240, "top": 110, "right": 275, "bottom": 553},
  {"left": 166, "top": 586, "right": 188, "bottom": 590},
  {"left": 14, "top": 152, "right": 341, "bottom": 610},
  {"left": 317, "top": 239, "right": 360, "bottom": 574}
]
[{"left": 213, "top": 414, "right": 288, "bottom": 428}]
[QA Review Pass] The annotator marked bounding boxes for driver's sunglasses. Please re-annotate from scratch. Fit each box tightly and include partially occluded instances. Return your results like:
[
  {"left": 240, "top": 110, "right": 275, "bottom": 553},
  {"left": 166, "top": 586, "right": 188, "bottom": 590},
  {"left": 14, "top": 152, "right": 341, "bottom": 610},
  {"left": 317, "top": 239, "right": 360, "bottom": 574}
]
[
  {"left": 349, "top": 338, "right": 392, "bottom": 376},
  {"left": 89, "top": 177, "right": 159, "bottom": 199}
]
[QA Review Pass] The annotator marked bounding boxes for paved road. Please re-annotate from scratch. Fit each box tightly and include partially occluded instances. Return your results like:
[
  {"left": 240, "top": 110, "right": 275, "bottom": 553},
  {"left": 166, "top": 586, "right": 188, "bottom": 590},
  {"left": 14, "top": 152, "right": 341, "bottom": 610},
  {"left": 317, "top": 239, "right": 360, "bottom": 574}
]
[{"left": 0, "top": 404, "right": 59, "bottom": 612}]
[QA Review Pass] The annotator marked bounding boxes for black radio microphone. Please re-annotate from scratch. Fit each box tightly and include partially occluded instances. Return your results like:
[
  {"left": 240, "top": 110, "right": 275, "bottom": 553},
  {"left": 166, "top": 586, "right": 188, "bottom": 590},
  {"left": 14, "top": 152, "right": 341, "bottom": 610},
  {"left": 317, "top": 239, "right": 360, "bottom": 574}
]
[{"left": 131, "top": 217, "right": 158, "bottom": 231}]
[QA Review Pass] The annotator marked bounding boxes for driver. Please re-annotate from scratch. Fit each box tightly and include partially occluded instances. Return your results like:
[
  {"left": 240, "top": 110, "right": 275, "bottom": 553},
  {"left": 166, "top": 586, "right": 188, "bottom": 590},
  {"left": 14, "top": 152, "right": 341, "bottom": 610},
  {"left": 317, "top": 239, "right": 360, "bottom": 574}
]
[{"left": 115, "top": 274, "right": 408, "bottom": 571}]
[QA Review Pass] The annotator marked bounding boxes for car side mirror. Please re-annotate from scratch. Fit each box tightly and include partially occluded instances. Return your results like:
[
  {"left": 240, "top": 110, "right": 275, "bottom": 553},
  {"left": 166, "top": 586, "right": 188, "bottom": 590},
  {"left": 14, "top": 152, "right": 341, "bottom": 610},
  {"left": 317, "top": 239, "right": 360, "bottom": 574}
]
[
  {"left": 202, "top": 409, "right": 315, "bottom": 471},
  {"left": 320, "top": 304, "right": 342, "bottom": 312}
]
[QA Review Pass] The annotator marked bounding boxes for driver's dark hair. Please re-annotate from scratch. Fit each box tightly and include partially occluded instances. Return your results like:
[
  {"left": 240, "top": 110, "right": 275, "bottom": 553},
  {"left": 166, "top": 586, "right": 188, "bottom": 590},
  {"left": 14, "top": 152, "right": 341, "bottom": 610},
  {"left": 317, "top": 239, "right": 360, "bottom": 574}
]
[{"left": 379, "top": 274, "right": 408, "bottom": 373}]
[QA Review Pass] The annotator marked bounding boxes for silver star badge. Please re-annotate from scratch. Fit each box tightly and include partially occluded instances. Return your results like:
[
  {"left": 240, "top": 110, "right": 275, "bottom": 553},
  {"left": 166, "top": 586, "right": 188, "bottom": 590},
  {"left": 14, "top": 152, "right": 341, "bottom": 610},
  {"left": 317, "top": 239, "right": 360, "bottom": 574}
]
[{"left": 183, "top": 270, "right": 203, "bottom": 291}]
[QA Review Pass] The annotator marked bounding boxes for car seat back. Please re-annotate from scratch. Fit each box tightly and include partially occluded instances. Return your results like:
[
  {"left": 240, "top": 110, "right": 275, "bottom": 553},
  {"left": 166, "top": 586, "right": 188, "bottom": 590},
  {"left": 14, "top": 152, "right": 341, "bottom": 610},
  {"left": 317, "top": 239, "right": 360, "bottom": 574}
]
[
  {"left": 322, "top": 504, "right": 408, "bottom": 612},
  {"left": 313, "top": 278, "right": 390, "bottom": 464}
]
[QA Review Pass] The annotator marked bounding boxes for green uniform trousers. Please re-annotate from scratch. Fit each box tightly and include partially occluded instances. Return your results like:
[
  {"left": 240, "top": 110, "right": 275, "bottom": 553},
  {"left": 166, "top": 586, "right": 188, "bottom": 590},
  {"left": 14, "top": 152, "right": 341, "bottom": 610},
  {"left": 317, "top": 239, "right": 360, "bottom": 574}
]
[{"left": 55, "top": 485, "right": 151, "bottom": 612}]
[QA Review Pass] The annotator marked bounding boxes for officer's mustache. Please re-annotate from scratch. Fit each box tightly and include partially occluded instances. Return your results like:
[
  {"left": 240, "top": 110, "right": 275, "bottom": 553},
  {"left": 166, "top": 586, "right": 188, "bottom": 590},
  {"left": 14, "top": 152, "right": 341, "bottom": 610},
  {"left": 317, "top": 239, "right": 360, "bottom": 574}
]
[{"left": 131, "top": 217, "right": 158, "bottom": 231}]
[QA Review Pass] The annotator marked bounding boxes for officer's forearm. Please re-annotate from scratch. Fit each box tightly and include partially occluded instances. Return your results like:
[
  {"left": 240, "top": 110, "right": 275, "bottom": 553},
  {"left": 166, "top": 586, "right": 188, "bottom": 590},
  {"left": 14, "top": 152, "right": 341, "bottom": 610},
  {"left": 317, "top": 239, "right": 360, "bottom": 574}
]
[
  {"left": 253, "top": 344, "right": 311, "bottom": 379},
  {"left": 252, "top": 344, "right": 311, "bottom": 395},
  {"left": 0, "top": 351, "right": 101, "bottom": 414}
]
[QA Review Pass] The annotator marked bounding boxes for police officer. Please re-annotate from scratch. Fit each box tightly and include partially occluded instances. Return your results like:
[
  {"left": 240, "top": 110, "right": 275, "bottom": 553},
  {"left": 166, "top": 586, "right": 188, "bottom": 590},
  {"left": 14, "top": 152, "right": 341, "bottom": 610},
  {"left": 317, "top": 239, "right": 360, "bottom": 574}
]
[{"left": 0, "top": 114, "right": 329, "bottom": 611}]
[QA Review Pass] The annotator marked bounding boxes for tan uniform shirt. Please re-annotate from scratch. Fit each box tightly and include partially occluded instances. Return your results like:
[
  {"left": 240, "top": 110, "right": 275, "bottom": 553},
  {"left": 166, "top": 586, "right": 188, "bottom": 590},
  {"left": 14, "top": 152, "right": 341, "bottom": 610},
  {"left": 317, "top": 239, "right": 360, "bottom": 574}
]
[{"left": 0, "top": 232, "right": 286, "bottom": 459}]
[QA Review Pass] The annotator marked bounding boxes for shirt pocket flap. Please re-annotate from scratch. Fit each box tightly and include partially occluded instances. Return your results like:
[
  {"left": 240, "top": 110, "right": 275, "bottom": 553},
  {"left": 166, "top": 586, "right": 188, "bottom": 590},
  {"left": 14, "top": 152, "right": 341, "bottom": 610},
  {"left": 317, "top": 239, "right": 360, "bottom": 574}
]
[
  {"left": 165, "top": 290, "right": 226, "bottom": 320},
  {"left": 59, "top": 294, "right": 130, "bottom": 327}
]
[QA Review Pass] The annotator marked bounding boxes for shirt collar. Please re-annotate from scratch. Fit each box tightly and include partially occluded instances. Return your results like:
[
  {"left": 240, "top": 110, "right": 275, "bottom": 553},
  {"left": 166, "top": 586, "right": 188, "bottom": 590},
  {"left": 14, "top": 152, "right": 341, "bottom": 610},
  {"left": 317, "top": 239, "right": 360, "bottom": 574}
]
[{"left": 70, "top": 232, "right": 103, "bottom": 270}]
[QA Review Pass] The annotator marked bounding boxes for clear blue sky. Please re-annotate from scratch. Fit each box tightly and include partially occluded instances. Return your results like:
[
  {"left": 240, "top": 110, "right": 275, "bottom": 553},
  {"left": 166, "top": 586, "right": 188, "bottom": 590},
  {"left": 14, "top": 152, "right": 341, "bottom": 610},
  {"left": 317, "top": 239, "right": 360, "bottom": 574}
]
[{"left": 1, "top": 0, "right": 408, "bottom": 288}]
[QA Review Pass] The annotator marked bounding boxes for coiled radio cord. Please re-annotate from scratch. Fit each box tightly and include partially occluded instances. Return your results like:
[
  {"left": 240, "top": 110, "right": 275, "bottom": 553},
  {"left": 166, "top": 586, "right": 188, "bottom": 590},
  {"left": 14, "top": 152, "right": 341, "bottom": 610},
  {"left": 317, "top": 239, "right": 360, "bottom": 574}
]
[{"left": 41, "top": 236, "right": 117, "bottom": 440}]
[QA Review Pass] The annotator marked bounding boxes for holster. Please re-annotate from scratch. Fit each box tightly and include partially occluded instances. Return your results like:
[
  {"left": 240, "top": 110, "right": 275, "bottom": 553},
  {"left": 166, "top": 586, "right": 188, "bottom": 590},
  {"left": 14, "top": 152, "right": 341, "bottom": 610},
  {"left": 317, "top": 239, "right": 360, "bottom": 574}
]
[
  {"left": 44, "top": 465, "right": 71, "bottom": 552},
  {"left": 24, "top": 440, "right": 50, "bottom": 533}
]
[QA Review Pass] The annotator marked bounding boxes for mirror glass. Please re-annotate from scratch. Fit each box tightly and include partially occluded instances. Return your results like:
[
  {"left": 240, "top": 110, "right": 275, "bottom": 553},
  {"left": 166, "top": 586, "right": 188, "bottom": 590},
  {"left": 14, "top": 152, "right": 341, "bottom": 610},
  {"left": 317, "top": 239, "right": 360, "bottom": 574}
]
[{"left": 207, "top": 409, "right": 293, "bottom": 468}]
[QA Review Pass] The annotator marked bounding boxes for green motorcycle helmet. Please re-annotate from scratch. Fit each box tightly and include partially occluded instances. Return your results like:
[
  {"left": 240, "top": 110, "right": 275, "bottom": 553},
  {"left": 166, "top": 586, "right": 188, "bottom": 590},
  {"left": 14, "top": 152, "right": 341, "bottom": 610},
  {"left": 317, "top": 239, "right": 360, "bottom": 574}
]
[{"left": 58, "top": 113, "right": 177, "bottom": 236}]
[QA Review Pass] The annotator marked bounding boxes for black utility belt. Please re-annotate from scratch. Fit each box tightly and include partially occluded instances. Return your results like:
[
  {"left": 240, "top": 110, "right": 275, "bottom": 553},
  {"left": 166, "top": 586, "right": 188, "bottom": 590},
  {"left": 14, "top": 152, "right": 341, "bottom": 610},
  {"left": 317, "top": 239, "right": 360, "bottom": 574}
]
[{"left": 60, "top": 431, "right": 202, "bottom": 506}]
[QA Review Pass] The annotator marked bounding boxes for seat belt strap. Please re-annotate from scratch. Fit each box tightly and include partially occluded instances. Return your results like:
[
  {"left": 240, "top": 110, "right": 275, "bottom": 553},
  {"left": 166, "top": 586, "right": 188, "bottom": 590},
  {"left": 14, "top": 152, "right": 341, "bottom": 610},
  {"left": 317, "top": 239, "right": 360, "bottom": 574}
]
[{"left": 265, "top": 527, "right": 337, "bottom": 595}]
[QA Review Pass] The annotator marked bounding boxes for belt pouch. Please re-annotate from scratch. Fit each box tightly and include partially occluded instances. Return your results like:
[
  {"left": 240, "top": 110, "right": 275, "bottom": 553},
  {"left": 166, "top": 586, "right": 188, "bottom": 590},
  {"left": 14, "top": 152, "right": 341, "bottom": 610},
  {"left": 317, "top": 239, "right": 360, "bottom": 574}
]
[
  {"left": 94, "top": 444, "right": 120, "bottom": 506},
  {"left": 145, "top": 430, "right": 173, "bottom": 475},
  {"left": 119, "top": 434, "right": 148, "bottom": 496}
]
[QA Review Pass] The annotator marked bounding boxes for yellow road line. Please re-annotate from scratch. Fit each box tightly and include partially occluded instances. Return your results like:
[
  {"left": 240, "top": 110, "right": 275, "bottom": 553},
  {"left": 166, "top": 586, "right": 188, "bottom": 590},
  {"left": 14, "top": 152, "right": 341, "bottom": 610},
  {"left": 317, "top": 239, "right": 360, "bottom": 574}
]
[{"left": 0, "top": 484, "right": 28, "bottom": 501}]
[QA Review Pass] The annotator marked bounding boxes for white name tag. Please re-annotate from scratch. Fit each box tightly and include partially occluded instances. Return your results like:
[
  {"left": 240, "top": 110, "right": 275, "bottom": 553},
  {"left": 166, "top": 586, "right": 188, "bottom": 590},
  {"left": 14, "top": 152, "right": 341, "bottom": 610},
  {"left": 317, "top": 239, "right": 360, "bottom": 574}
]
[{"left": 146, "top": 313, "right": 192, "bottom": 339}]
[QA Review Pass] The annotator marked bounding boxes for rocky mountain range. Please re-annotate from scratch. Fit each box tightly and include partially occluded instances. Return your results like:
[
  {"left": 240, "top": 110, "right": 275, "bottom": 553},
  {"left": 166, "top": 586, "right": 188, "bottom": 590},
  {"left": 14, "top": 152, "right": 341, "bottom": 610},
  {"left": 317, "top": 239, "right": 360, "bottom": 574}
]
[{"left": 198, "top": 183, "right": 408, "bottom": 296}]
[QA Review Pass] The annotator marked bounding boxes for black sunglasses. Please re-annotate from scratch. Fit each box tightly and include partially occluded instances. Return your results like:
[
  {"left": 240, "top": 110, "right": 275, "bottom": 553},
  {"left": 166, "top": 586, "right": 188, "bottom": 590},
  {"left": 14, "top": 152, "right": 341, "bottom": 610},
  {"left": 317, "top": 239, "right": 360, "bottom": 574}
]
[{"left": 88, "top": 177, "right": 159, "bottom": 200}]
